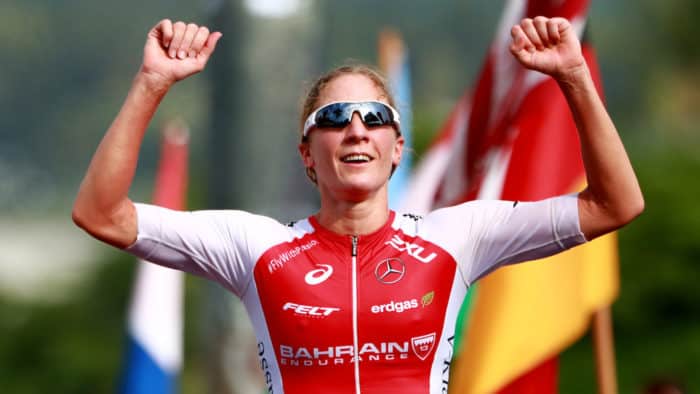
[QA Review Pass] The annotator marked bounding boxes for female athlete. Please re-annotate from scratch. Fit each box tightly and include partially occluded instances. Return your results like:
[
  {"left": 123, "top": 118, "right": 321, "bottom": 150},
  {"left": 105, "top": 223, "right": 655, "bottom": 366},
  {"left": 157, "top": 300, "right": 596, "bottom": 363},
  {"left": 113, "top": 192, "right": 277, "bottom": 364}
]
[{"left": 73, "top": 17, "right": 643, "bottom": 393}]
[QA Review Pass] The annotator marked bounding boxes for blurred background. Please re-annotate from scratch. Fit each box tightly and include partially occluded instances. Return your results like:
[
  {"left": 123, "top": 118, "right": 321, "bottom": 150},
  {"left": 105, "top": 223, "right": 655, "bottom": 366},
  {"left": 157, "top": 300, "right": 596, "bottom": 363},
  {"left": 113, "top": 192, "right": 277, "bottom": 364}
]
[{"left": 0, "top": 0, "right": 698, "bottom": 393}]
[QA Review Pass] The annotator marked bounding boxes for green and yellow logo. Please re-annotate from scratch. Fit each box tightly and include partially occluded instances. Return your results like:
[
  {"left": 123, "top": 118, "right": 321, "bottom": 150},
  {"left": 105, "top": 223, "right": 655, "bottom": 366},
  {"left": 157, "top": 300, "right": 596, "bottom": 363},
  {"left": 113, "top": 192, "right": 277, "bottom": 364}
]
[{"left": 421, "top": 291, "right": 435, "bottom": 307}]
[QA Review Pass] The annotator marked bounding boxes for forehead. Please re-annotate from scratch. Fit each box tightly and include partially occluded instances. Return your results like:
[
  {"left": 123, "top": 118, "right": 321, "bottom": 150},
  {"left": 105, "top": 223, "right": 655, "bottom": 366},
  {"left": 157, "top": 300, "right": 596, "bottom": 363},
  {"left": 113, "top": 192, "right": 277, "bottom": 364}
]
[{"left": 317, "top": 73, "right": 387, "bottom": 107}]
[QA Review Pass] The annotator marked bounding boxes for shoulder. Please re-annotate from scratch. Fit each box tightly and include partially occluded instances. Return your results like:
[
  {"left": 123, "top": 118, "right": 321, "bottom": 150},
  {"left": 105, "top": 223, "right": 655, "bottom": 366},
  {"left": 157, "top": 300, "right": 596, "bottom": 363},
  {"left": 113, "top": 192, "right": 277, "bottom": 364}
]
[
  {"left": 134, "top": 203, "right": 308, "bottom": 240},
  {"left": 396, "top": 200, "right": 511, "bottom": 224}
]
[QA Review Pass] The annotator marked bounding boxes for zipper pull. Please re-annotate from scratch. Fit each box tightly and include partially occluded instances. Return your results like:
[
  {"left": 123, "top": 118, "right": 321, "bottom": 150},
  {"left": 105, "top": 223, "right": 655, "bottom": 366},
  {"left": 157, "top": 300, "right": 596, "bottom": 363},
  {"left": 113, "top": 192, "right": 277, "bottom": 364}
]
[{"left": 351, "top": 235, "right": 358, "bottom": 257}]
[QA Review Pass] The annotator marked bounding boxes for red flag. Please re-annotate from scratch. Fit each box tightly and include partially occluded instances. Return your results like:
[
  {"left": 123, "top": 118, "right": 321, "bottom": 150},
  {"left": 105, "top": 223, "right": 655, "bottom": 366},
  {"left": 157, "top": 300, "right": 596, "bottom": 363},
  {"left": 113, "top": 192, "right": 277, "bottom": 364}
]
[{"left": 402, "top": 1, "right": 618, "bottom": 392}]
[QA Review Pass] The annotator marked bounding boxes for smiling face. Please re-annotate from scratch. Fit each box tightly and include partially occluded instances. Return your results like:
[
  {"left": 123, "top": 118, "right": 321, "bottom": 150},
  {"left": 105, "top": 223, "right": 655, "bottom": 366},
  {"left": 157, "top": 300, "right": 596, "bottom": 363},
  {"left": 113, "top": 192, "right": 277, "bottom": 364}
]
[{"left": 299, "top": 73, "right": 404, "bottom": 202}]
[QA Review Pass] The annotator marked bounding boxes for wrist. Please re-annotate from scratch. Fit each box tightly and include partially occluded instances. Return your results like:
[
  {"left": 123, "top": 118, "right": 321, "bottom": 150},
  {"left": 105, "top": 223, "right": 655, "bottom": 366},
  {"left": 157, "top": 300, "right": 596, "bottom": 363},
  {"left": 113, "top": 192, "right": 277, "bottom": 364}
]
[
  {"left": 554, "top": 63, "right": 592, "bottom": 91},
  {"left": 133, "top": 69, "right": 174, "bottom": 97}
]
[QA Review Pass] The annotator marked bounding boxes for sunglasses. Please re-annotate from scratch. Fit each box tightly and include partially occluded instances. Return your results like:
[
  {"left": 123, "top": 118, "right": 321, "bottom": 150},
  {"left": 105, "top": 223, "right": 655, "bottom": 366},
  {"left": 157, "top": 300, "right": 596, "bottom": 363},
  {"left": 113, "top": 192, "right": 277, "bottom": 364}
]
[{"left": 302, "top": 100, "right": 401, "bottom": 138}]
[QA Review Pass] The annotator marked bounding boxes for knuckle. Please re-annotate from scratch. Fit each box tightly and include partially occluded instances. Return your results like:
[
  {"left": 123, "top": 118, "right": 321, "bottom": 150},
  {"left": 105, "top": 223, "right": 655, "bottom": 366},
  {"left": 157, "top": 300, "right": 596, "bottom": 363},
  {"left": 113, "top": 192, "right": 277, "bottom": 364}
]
[
  {"left": 187, "top": 23, "right": 198, "bottom": 30},
  {"left": 199, "top": 26, "right": 210, "bottom": 35},
  {"left": 174, "top": 21, "right": 186, "bottom": 29}
]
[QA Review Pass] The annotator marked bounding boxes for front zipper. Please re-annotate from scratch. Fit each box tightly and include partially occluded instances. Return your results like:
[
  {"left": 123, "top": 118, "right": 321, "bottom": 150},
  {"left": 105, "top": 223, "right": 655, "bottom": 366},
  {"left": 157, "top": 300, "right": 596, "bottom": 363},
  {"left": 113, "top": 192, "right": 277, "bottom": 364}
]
[{"left": 351, "top": 235, "right": 360, "bottom": 394}]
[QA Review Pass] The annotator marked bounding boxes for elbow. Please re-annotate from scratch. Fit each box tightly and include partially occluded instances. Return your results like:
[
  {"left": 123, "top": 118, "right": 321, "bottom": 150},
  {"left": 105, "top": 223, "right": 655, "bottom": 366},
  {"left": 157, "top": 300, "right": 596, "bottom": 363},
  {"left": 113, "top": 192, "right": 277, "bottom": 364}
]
[
  {"left": 72, "top": 201, "right": 106, "bottom": 239},
  {"left": 626, "top": 194, "right": 645, "bottom": 223},
  {"left": 612, "top": 193, "right": 645, "bottom": 228},
  {"left": 71, "top": 198, "right": 137, "bottom": 248},
  {"left": 72, "top": 201, "right": 90, "bottom": 232},
  {"left": 579, "top": 189, "right": 644, "bottom": 240}
]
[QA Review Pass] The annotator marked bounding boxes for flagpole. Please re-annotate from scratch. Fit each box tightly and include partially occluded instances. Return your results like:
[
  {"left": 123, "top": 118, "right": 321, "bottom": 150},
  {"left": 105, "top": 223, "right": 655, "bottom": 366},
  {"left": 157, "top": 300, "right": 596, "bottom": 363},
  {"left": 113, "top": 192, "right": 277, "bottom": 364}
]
[
  {"left": 378, "top": 28, "right": 403, "bottom": 76},
  {"left": 378, "top": 27, "right": 413, "bottom": 210},
  {"left": 592, "top": 307, "right": 618, "bottom": 394}
]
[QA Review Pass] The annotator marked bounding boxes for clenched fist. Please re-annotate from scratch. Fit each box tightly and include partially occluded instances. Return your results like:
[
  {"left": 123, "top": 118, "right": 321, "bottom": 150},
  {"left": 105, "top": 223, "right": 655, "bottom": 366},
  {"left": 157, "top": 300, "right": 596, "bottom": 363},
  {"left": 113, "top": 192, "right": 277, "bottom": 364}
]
[
  {"left": 140, "top": 19, "right": 222, "bottom": 89},
  {"left": 509, "top": 17, "right": 586, "bottom": 81}
]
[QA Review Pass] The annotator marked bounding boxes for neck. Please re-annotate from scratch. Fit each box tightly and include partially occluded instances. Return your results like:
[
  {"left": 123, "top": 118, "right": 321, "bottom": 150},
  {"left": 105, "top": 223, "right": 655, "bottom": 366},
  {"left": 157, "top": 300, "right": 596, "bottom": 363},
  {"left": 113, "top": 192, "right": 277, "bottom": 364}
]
[{"left": 315, "top": 186, "right": 391, "bottom": 235}]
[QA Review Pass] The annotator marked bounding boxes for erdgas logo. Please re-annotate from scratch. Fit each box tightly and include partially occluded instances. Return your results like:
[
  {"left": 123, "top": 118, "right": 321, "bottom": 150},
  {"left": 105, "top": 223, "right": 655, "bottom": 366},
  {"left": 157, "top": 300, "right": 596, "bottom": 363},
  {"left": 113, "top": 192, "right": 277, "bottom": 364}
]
[
  {"left": 282, "top": 302, "right": 340, "bottom": 317},
  {"left": 385, "top": 235, "right": 437, "bottom": 263},
  {"left": 421, "top": 291, "right": 435, "bottom": 307},
  {"left": 279, "top": 333, "right": 437, "bottom": 367},
  {"left": 371, "top": 299, "right": 418, "bottom": 314},
  {"left": 304, "top": 264, "right": 333, "bottom": 285},
  {"left": 371, "top": 291, "right": 434, "bottom": 314}
]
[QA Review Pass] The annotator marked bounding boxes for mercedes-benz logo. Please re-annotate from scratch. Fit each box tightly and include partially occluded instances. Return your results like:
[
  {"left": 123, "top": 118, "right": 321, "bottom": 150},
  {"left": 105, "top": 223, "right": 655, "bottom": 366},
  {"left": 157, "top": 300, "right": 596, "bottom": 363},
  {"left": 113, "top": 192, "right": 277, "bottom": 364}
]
[{"left": 374, "top": 258, "right": 406, "bottom": 284}]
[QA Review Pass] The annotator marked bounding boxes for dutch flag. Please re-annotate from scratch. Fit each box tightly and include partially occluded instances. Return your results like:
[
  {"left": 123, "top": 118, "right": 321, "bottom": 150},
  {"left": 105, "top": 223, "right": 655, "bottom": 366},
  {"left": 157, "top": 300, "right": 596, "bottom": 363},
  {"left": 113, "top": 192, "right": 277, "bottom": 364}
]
[{"left": 119, "top": 123, "right": 189, "bottom": 394}]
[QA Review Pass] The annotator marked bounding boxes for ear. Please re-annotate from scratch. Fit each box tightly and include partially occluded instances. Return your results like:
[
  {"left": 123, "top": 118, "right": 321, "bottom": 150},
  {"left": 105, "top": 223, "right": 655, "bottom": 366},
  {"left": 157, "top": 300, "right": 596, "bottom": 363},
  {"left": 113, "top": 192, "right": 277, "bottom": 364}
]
[
  {"left": 298, "top": 141, "right": 314, "bottom": 168},
  {"left": 392, "top": 135, "right": 404, "bottom": 167}
]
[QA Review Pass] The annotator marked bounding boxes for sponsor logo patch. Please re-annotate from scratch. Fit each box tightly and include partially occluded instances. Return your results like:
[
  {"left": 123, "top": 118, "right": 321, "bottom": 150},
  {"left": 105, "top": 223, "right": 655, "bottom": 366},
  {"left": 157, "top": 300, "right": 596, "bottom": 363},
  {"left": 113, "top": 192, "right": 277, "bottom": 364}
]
[
  {"left": 385, "top": 235, "right": 437, "bottom": 263},
  {"left": 268, "top": 239, "right": 319, "bottom": 273},
  {"left": 304, "top": 264, "right": 333, "bottom": 285},
  {"left": 421, "top": 291, "right": 434, "bottom": 307},
  {"left": 370, "top": 299, "right": 418, "bottom": 314},
  {"left": 374, "top": 258, "right": 406, "bottom": 284},
  {"left": 411, "top": 333, "right": 436, "bottom": 361},
  {"left": 279, "top": 332, "right": 437, "bottom": 367},
  {"left": 282, "top": 302, "right": 340, "bottom": 317}
]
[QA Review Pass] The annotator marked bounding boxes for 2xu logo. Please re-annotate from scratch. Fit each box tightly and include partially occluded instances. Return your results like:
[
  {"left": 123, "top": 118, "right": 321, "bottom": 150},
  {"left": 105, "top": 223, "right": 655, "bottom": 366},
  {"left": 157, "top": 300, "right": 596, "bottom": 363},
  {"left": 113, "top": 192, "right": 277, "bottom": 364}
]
[
  {"left": 304, "top": 264, "right": 333, "bottom": 285},
  {"left": 385, "top": 235, "right": 437, "bottom": 263}
]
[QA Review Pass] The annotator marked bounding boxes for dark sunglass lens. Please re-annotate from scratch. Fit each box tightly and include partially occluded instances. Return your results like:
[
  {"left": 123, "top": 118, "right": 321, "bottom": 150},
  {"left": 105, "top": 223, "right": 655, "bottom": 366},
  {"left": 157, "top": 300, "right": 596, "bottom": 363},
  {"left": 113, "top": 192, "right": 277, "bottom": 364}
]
[
  {"left": 314, "top": 102, "right": 394, "bottom": 130},
  {"left": 316, "top": 104, "right": 350, "bottom": 128},
  {"left": 362, "top": 111, "right": 383, "bottom": 125},
  {"left": 361, "top": 103, "right": 392, "bottom": 126}
]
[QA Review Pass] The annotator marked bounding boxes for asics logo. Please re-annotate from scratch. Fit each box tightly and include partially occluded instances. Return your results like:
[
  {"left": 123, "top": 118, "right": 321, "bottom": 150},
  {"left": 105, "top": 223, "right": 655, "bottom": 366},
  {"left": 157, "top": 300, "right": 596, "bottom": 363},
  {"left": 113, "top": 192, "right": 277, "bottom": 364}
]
[{"left": 305, "top": 264, "right": 333, "bottom": 285}]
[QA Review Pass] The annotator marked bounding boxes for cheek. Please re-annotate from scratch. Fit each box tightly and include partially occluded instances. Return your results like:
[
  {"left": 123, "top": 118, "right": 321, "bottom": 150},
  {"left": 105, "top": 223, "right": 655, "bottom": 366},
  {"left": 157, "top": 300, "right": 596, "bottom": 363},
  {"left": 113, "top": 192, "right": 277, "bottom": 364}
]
[{"left": 308, "top": 138, "right": 337, "bottom": 166}]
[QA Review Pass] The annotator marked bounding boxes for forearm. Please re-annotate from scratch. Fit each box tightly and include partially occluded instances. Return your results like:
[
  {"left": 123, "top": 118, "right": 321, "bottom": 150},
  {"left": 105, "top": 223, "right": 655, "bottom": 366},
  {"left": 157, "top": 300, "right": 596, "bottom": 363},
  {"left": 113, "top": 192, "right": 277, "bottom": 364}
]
[
  {"left": 557, "top": 66, "right": 644, "bottom": 239},
  {"left": 73, "top": 72, "right": 170, "bottom": 247}
]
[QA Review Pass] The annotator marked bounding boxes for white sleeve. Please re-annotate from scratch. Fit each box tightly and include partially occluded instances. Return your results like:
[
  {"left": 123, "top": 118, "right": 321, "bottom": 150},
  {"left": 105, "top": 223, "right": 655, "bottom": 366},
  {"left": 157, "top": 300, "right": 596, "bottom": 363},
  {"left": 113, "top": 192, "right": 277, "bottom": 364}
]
[
  {"left": 424, "top": 194, "right": 587, "bottom": 285},
  {"left": 124, "top": 203, "right": 285, "bottom": 297}
]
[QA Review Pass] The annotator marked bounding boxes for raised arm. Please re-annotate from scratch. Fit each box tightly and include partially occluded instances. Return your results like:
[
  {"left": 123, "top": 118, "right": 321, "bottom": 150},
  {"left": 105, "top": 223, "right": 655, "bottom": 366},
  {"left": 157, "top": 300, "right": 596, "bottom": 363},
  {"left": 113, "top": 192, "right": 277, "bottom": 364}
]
[
  {"left": 509, "top": 16, "right": 644, "bottom": 240},
  {"left": 72, "top": 20, "right": 221, "bottom": 248}
]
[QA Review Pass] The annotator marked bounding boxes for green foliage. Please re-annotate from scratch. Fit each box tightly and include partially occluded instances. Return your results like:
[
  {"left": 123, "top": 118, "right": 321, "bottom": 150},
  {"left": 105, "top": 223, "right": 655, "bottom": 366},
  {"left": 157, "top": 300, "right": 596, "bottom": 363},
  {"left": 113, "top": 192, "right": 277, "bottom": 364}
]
[
  {"left": 0, "top": 253, "right": 132, "bottom": 393},
  {"left": 616, "top": 142, "right": 700, "bottom": 334},
  {"left": 560, "top": 140, "right": 700, "bottom": 392}
]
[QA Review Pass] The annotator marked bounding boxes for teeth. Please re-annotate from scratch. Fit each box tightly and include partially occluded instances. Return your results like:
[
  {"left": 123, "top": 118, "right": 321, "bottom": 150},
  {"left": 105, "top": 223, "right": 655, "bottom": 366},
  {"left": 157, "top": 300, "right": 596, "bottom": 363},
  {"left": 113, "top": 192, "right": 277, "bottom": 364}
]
[{"left": 342, "top": 154, "right": 371, "bottom": 163}]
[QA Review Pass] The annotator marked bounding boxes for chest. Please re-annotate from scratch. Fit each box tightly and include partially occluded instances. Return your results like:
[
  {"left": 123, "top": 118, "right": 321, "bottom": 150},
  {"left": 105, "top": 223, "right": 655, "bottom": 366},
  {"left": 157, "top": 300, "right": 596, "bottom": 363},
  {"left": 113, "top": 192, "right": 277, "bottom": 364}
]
[{"left": 252, "top": 233, "right": 459, "bottom": 338}]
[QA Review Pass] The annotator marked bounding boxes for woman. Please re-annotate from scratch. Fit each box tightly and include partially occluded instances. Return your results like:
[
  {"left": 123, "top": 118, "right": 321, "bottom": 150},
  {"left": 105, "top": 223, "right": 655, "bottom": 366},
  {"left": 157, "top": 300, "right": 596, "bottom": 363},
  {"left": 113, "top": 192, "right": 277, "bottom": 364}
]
[{"left": 73, "top": 17, "right": 643, "bottom": 393}]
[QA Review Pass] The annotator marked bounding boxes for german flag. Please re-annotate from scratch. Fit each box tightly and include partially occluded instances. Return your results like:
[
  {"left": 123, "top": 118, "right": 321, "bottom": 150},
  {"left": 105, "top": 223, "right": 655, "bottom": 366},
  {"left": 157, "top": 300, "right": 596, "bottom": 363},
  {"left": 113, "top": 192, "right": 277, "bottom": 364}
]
[{"left": 401, "top": 0, "right": 618, "bottom": 392}]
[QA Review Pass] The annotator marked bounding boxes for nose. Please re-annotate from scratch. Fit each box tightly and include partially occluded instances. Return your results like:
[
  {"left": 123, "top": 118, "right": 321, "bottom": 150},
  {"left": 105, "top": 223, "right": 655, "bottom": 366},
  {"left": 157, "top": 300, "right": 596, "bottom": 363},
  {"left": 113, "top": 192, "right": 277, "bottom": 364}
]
[{"left": 344, "top": 112, "right": 368, "bottom": 141}]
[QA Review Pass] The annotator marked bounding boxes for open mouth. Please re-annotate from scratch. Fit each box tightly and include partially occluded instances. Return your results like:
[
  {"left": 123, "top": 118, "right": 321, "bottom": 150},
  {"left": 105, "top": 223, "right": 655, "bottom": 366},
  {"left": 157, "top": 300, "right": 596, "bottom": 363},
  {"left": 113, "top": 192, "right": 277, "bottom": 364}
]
[{"left": 341, "top": 153, "right": 372, "bottom": 163}]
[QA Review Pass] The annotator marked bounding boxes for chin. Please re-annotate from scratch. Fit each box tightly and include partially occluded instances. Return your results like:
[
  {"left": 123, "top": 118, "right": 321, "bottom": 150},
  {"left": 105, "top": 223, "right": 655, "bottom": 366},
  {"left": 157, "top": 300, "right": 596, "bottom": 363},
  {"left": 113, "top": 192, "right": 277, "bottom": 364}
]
[{"left": 337, "top": 178, "right": 386, "bottom": 200}]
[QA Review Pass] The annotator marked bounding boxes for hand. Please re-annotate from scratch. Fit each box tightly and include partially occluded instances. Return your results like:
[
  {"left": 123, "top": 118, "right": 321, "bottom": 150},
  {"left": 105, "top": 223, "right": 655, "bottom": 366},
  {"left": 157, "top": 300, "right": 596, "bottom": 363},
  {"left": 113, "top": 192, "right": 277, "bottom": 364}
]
[
  {"left": 509, "top": 17, "right": 586, "bottom": 81},
  {"left": 140, "top": 19, "right": 222, "bottom": 89}
]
